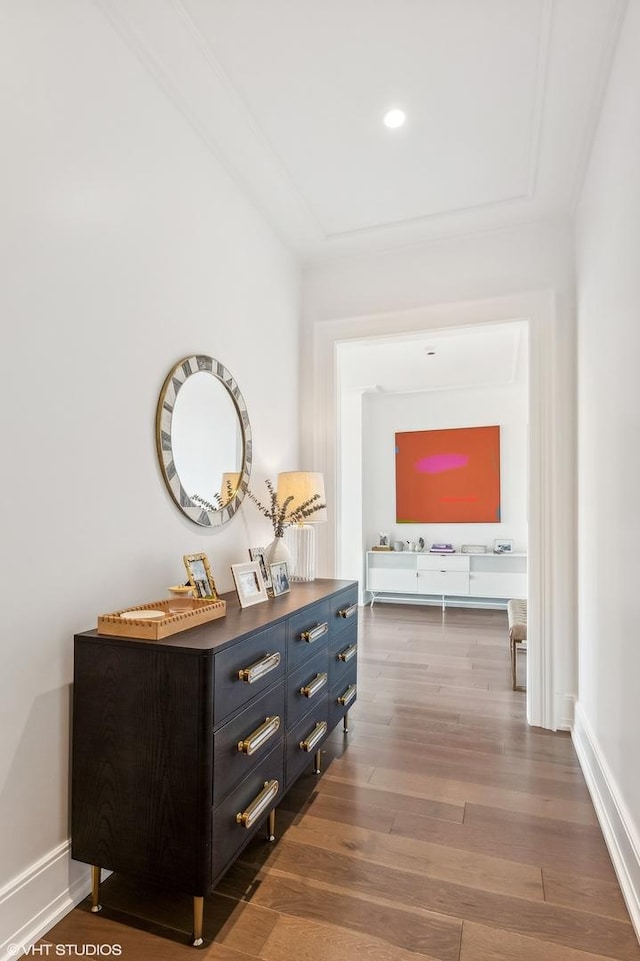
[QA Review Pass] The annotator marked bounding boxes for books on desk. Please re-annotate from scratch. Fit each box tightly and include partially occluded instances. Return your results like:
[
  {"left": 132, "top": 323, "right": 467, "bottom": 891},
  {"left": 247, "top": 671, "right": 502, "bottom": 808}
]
[{"left": 429, "top": 543, "right": 455, "bottom": 553}]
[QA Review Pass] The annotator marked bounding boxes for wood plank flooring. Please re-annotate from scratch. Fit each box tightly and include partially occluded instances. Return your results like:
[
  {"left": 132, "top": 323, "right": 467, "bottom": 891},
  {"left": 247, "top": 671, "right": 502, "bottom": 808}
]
[{"left": 41, "top": 603, "right": 640, "bottom": 960}]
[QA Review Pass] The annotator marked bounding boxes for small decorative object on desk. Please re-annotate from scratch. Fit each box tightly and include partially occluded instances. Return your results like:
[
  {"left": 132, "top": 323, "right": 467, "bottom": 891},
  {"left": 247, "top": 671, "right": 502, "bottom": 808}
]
[
  {"left": 248, "top": 547, "right": 272, "bottom": 590},
  {"left": 246, "top": 477, "right": 326, "bottom": 577},
  {"left": 183, "top": 552, "right": 218, "bottom": 599},
  {"left": 167, "top": 584, "right": 195, "bottom": 613},
  {"left": 429, "top": 543, "right": 455, "bottom": 553},
  {"left": 270, "top": 560, "right": 291, "bottom": 597},
  {"left": 377, "top": 531, "right": 390, "bottom": 548},
  {"left": 461, "top": 544, "right": 487, "bottom": 554},
  {"left": 493, "top": 538, "right": 514, "bottom": 554},
  {"left": 417, "top": 537, "right": 425, "bottom": 551},
  {"left": 231, "top": 561, "right": 269, "bottom": 608},
  {"left": 97, "top": 597, "right": 226, "bottom": 640}
]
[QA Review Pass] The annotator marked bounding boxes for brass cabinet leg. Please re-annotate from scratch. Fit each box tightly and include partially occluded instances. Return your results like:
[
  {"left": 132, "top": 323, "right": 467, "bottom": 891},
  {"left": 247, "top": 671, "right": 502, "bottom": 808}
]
[
  {"left": 90, "top": 865, "right": 102, "bottom": 913},
  {"left": 314, "top": 749, "right": 322, "bottom": 775},
  {"left": 193, "top": 896, "right": 204, "bottom": 947},
  {"left": 343, "top": 711, "right": 350, "bottom": 734},
  {"left": 267, "top": 807, "right": 276, "bottom": 842}
]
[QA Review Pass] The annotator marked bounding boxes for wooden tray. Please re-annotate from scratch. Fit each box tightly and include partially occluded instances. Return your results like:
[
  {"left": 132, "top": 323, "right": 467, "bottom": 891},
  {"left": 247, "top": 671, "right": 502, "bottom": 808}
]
[{"left": 97, "top": 598, "right": 227, "bottom": 640}]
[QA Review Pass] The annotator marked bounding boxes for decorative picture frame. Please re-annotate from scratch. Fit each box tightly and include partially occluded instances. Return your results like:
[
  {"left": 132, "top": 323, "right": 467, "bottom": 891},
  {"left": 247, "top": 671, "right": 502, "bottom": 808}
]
[
  {"left": 248, "top": 547, "right": 272, "bottom": 590},
  {"left": 231, "top": 561, "right": 269, "bottom": 608},
  {"left": 183, "top": 552, "right": 218, "bottom": 598},
  {"left": 493, "top": 538, "right": 514, "bottom": 554},
  {"left": 270, "top": 561, "right": 291, "bottom": 597}
]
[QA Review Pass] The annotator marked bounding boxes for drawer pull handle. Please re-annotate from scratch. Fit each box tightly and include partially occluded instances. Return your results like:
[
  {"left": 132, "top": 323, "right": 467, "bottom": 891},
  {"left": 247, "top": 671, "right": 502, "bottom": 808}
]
[
  {"left": 301, "top": 622, "right": 329, "bottom": 643},
  {"left": 235, "top": 779, "right": 279, "bottom": 830},
  {"left": 338, "top": 684, "right": 357, "bottom": 707},
  {"left": 237, "top": 652, "right": 281, "bottom": 684},
  {"left": 299, "top": 721, "right": 327, "bottom": 753},
  {"left": 338, "top": 603, "right": 358, "bottom": 619},
  {"left": 237, "top": 716, "right": 281, "bottom": 755},
  {"left": 299, "top": 672, "right": 328, "bottom": 698},
  {"left": 337, "top": 643, "right": 358, "bottom": 663}
]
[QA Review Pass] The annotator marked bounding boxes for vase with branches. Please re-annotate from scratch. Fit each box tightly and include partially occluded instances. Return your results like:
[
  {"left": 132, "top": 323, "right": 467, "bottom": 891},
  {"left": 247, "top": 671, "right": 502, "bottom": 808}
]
[
  {"left": 246, "top": 478, "right": 327, "bottom": 570},
  {"left": 247, "top": 478, "right": 326, "bottom": 536}
]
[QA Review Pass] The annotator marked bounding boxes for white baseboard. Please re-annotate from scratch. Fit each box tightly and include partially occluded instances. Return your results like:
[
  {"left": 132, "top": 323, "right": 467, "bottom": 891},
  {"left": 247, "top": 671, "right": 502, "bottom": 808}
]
[
  {"left": 573, "top": 703, "right": 640, "bottom": 940},
  {"left": 0, "top": 842, "right": 90, "bottom": 961}
]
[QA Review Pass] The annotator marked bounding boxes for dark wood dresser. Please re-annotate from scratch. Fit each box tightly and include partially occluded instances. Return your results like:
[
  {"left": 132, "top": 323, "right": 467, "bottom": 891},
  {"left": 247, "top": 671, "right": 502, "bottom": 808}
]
[{"left": 71, "top": 579, "right": 358, "bottom": 944}]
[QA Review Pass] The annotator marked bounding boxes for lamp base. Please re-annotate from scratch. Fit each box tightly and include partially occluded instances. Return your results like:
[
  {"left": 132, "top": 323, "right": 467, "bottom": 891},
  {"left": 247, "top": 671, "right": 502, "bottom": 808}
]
[{"left": 283, "top": 525, "right": 316, "bottom": 581}]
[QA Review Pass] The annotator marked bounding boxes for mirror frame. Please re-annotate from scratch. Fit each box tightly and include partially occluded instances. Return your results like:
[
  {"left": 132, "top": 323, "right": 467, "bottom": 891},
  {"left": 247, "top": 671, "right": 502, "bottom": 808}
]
[{"left": 155, "top": 354, "right": 252, "bottom": 528}]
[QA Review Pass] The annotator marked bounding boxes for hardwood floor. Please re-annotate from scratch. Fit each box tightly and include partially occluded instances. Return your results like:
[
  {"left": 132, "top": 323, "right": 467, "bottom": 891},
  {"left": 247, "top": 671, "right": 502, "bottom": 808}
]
[{"left": 43, "top": 603, "right": 640, "bottom": 960}]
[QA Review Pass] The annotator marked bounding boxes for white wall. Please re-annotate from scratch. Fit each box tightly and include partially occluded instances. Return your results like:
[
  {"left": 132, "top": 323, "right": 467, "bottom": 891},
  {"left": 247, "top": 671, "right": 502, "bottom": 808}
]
[
  {"left": 0, "top": 3, "right": 299, "bottom": 950},
  {"left": 574, "top": 0, "right": 640, "bottom": 934},
  {"left": 362, "top": 385, "right": 528, "bottom": 554}
]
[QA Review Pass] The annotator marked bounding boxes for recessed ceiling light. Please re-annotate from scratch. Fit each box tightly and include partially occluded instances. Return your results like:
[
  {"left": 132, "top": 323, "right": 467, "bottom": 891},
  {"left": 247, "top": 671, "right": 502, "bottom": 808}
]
[{"left": 383, "top": 108, "right": 406, "bottom": 129}]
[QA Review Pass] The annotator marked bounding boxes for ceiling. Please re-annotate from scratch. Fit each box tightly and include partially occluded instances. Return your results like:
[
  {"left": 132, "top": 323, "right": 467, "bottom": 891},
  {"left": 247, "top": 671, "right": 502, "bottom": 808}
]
[
  {"left": 101, "top": 0, "right": 626, "bottom": 260},
  {"left": 338, "top": 322, "right": 528, "bottom": 394}
]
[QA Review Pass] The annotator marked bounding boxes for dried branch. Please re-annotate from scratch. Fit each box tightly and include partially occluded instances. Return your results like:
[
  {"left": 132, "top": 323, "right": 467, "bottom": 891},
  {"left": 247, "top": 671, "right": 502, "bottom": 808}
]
[{"left": 247, "top": 478, "right": 326, "bottom": 537}]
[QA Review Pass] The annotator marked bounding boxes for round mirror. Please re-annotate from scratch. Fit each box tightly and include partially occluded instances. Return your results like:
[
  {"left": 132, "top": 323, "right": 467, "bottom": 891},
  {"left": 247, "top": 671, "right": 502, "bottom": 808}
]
[{"left": 155, "top": 355, "right": 252, "bottom": 527}]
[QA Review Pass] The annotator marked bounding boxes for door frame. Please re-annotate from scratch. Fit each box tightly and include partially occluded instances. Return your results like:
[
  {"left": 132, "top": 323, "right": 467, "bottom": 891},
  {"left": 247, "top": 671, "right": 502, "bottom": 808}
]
[{"left": 307, "top": 290, "right": 572, "bottom": 731}]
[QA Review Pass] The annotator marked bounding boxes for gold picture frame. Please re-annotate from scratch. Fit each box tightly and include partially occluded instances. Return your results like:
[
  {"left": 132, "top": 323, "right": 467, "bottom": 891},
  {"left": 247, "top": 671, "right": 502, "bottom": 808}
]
[{"left": 183, "top": 553, "right": 218, "bottom": 599}]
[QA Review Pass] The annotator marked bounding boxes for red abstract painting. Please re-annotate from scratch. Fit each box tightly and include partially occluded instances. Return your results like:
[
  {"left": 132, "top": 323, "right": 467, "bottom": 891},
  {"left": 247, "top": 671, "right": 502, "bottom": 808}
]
[{"left": 395, "top": 426, "right": 501, "bottom": 523}]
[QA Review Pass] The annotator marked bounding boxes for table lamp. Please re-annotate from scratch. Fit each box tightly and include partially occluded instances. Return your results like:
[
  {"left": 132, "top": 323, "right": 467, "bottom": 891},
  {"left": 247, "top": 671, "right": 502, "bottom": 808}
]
[{"left": 278, "top": 471, "right": 327, "bottom": 581}]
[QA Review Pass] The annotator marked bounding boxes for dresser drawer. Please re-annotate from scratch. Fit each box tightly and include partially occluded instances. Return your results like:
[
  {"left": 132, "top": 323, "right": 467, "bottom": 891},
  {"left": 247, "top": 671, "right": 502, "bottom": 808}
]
[
  {"left": 214, "top": 624, "right": 286, "bottom": 724},
  {"left": 287, "top": 599, "right": 330, "bottom": 671},
  {"left": 211, "top": 741, "right": 284, "bottom": 883},
  {"left": 285, "top": 692, "right": 330, "bottom": 787},
  {"left": 286, "top": 645, "right": 330, "bottom": 730},
  {"left": 329, "top": 622, "right": 358, "bottom": 687},
  {"left": 329, "top": 665, "right": 358, "bottom": 731},
  {"left": 327, "top": 585, "right": 359, "bottom": 638},
  {"left": 212, "top": 681, "right": 285, "bottom": 807}
]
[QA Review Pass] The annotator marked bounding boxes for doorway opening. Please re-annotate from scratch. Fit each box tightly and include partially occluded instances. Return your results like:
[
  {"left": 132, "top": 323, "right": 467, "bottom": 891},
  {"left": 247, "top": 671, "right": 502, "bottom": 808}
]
[{"left": 309, "top": 291, "right": 562, "bottom": 730}]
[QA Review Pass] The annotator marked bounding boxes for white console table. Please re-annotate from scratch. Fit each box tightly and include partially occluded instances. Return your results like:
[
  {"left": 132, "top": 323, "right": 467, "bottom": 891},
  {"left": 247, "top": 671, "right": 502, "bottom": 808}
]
[{"left": 366, "top": 550, "right": 527, "bottom": 610}]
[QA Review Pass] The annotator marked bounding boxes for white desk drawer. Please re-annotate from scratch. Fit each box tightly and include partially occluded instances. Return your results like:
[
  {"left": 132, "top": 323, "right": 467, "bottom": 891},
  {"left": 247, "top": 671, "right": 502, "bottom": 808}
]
[
  {"left": 417, "top": 554, "right": 470, "bottom": 573},
  {"left": 367, "top": 569, "right": 417, "bottom": 592},
  {"left": 417, "top": 571, "right": 470, "bottom": 595}
]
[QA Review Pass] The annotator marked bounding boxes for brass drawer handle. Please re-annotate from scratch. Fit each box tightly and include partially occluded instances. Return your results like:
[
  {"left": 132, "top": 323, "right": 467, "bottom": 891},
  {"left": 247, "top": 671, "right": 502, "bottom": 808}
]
[
  {"left": 337, "top": 643, "right": 358, "bottom": 663},
  {"left": 299, "top": 721, "right": 327, "bottom": 753},
  {"left": 237, "top": 716, "right": 281, "bottom": 755},
  {"left": 337, "top": 684, "right": 357, "bottom": 707},
  {"left": 237, "top": 652, "right": 281, "bottom": 684},
  {"left": 235, "top": 779, "right": 279, "bottom": 830},
  {"left": 301, "top": 622, "right": 329, "bottom": 643},
  {"left": 338, "top": 602, "right": 358, "bottom": 619},
  {"left": 299, "top": 672, "right": 328, "bottom": 698}
]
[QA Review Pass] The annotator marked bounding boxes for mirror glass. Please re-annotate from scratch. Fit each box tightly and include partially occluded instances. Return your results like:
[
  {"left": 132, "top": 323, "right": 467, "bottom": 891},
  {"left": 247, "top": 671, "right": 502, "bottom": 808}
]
[{"left": 156, "top": 355, "right": 252, "bottom": 527}]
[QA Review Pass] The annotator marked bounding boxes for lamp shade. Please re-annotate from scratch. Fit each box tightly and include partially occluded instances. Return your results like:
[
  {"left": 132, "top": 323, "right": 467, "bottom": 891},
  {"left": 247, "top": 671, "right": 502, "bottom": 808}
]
[{"left": 276, "top": 471, "right": 327, "bottom": 524}]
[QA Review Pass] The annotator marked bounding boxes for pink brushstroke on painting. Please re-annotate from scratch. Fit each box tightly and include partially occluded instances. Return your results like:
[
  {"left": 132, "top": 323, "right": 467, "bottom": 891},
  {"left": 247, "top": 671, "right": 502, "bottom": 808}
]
[{"left": 416, "top": 453, "right": 469, "bottom": 475}]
